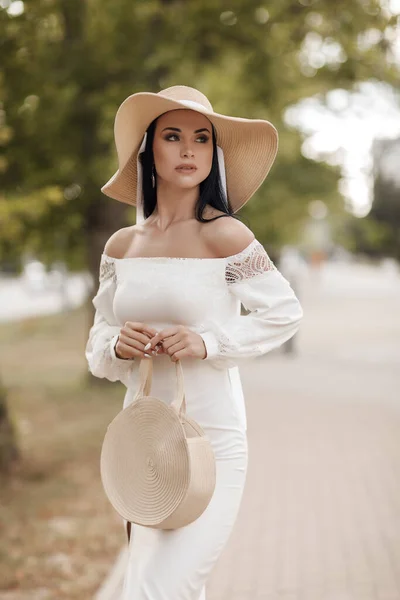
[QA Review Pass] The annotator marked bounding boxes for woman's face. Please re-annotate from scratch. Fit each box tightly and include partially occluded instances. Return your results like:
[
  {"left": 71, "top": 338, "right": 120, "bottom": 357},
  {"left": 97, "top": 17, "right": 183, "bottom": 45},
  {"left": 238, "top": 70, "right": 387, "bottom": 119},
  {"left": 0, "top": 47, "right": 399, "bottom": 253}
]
[{"left": 152, "top": 109, "right": 213, "bottom": 190}]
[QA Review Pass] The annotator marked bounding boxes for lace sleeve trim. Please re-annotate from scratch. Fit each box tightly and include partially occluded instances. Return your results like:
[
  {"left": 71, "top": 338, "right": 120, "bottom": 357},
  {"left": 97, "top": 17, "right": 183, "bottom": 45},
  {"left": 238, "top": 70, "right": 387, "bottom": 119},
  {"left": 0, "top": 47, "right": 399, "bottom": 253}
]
[
  {"left": 225, "top": 239, "right": 276, "bottom": 284},
  {"left": 99, "top": 254, "right": 117, "bottom": 283}
]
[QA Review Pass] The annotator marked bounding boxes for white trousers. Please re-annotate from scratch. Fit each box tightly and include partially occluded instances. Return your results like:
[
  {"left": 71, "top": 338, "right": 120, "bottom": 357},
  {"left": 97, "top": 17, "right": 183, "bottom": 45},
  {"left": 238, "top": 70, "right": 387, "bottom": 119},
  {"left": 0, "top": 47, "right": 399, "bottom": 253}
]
[{"left": 121, "top": 435, "right": 248, "bottom": 600}]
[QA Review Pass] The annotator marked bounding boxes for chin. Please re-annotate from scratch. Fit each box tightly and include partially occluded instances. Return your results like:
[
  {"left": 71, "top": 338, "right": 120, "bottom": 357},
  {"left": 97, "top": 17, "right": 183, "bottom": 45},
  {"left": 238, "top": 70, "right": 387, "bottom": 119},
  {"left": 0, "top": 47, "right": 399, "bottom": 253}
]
[
  {"left": 171, "top": 175, "right": 204, "bottom": 189},
  {"left": 179, "top": 180, "right": 203, "bottom": 189}
]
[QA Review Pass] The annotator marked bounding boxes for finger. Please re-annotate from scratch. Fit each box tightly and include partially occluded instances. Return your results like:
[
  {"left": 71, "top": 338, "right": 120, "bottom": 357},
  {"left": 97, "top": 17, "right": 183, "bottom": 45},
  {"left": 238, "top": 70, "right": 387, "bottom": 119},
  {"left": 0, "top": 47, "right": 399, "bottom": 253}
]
[
  {"left": 125, "top": 322, "right": 159, "bottom": 337},
  {"left": 169, "top": 348, "right": 187, "bottom": 362},
  {"left": 145, "top": 334, "right": 168, "bottom": 352},
  {"left": 122, "top": 323, "right": 158, "bottom": 343},
  {"left": 120, "top": 330, "right": 154, "bottom": 347},
  {"left": 156, "top": 333, "right": 177, "bottom": 353},
  {"left": 145, "top": 327, "right": 179, "bottom": 350},
  {"left": 116, "top": 339, "right": 150, "bottom": 359},
  {"left": 164, "top": 339, "right": 186, "bottom": 358},
  {"left": 144, "top": 332, "right": 163, "bottom": 350},
  {"left": 119, "top": 331, "right": 161, "bottom": 357},
  {"left": 118, "top": 335, "right": 148, "bottom": 352}
]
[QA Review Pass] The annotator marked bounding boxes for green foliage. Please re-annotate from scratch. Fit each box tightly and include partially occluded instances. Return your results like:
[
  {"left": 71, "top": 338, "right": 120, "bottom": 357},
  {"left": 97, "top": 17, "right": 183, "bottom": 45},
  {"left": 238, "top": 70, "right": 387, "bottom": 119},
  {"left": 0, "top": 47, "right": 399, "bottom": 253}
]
[
  {"left": 0, "top": 0, "right": 398, "bottom": 266},
  {"left": 369, "top": 172, "right": 400, "bottom": 260},
  {"left": 336, "top": 212, "right": 395, "bottom": 259}
]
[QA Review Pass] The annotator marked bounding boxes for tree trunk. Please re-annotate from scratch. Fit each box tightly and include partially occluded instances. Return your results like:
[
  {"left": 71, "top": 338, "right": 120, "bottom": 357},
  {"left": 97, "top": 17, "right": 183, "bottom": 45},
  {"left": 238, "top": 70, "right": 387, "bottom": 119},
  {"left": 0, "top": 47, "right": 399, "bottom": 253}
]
[{"left": 0, "top": 378, "right": 20, "bottom": 475}]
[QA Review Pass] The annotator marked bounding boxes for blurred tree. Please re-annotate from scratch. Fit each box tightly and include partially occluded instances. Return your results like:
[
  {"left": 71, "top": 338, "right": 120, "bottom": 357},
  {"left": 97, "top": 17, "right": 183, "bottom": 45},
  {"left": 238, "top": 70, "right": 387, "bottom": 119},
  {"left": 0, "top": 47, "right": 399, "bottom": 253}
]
[
  {"left": 337, "top": 213, "right": 393, "bottom": 259},
  {"left": 368, "top": 138, "right": 400, "bottom": 260},
  {"left": 338, "top": 137, "right": 400, "bottom": 262},
  {"left": 1, "top": 0, "right": 398, "bottom": 267},
  {"left": 0, "top": 0, "right": 398, "bottom": 468}
]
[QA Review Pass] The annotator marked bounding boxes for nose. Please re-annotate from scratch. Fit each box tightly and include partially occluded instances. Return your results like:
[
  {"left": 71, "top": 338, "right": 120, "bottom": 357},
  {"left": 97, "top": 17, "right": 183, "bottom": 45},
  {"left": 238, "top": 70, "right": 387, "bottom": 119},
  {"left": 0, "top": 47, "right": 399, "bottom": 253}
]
[{"left": 181, "top": 144, "right": 194, "bottom": 158}]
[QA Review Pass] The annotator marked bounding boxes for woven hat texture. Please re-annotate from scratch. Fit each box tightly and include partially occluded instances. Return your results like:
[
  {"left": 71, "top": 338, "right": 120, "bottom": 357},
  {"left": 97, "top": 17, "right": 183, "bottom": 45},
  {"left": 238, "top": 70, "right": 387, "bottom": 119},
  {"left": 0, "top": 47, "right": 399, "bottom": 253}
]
[{"left": 101, "top": 85, "right": 278, "bottom": 213}]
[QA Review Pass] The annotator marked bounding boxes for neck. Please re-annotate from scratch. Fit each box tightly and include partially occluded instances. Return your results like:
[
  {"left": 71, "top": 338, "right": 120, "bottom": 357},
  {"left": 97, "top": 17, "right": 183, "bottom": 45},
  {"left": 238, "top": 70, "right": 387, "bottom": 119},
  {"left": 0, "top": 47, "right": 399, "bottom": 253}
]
[{"left": 150, "top": 180, "right": 200, "bottom": 231}]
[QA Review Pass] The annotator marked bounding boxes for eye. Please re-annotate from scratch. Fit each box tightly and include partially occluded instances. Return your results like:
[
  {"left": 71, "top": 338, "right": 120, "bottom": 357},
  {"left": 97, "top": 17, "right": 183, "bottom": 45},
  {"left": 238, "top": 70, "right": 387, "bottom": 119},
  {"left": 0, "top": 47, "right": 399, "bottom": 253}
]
[
  {"left": 163, "top": 133, "right": 209, "bottom": 143},
  {"left": 164, "top": 133, "right": 179, "bottom": 141}
]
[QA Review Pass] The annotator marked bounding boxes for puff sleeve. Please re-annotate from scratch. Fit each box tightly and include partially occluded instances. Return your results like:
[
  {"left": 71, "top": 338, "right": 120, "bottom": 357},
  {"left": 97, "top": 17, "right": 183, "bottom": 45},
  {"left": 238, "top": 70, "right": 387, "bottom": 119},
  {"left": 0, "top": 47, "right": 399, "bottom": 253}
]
[
  {"left": 85, "top": 254, "right": 136, "bottom": 387},
  {"left": 199, "top": 239, "right": 304, "bottom": 369}
]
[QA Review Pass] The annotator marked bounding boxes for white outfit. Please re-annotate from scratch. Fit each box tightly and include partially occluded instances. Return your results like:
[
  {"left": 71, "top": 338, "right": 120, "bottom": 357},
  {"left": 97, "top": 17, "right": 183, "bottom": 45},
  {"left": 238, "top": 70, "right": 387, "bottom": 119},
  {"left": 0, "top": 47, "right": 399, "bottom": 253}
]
[{"left": 85, "top": 237, "right": 303, "bottom": 600}]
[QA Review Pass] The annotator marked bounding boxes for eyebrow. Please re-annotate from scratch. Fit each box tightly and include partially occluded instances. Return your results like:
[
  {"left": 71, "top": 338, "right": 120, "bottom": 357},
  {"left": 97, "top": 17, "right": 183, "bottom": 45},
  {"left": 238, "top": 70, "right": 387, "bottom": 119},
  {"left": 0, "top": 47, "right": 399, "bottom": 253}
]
[{"left": 161, "top": 127, "right": 211, "bottom": 134}]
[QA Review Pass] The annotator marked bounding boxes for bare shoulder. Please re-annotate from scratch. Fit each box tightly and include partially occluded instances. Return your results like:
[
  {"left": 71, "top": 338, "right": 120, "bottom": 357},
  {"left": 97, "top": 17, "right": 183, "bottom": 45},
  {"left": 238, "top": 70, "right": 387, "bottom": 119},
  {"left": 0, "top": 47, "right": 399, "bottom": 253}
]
[
  {"left": 103, "top": 225, "right": 137, "bottom": 259},
  {"left": 201, "top": 212, "right": 255, "bottom": 258}
]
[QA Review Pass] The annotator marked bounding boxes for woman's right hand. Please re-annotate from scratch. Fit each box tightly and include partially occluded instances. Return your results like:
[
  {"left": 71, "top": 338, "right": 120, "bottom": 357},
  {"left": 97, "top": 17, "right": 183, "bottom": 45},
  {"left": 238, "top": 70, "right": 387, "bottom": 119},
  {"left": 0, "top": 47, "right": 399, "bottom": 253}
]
[{"left": 114, "top": 321, "right": 165, "bottom": 360}]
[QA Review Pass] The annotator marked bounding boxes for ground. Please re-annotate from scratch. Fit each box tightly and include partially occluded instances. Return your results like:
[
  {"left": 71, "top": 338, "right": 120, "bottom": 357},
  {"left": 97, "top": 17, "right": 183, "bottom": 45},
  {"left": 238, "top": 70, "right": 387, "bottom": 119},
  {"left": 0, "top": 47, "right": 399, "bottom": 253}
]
[{"left": 1, "top": 259, "right": 399, "bottom": 600}]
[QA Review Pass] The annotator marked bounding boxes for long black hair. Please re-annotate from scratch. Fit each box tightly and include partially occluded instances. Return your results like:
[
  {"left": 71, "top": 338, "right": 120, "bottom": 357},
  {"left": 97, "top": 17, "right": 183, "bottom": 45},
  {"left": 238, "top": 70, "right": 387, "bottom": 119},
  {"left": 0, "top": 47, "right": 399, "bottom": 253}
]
[{"left": 138, "top": 113, "right": 243, "bottom": 223}]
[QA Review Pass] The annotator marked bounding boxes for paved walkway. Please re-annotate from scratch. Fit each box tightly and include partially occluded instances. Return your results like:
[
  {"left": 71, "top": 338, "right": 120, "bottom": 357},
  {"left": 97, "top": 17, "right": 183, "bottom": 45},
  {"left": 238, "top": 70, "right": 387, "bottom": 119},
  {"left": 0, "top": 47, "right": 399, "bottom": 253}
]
[{"left": 96, "top": 260, "right": 400, "bottom": 600}]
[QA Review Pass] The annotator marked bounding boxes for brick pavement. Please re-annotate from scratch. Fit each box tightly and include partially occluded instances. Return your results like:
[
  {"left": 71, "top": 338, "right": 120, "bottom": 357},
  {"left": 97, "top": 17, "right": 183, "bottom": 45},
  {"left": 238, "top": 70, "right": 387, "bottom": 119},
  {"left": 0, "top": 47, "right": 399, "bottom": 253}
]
[
  {"left": 96, "top": 261, "right": 400, "bottom": 600},
  {"left": 206, "top": 263, "right": 400, "bottom": 600}
]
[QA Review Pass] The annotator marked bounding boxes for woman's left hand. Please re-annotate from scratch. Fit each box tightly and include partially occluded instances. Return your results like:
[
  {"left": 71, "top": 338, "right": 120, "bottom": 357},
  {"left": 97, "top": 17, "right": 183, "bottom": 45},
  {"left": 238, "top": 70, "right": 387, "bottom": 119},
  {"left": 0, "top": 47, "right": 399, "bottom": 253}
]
[{"left": 144, "top": 325, "right": 207, "bottom": 361}]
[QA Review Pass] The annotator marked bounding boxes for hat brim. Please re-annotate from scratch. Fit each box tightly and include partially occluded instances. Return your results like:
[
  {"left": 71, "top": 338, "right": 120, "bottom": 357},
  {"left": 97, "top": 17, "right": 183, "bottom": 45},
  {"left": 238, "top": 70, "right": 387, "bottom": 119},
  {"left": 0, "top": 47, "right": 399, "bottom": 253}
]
[{"left": 101, "top": 92, "right": 278, "bottom": 214}]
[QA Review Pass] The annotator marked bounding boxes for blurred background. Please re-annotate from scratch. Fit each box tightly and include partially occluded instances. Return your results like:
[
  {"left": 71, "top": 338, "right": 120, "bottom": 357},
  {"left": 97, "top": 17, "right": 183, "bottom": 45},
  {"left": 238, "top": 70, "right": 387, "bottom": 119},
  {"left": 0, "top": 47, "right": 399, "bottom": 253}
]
[{"left": 0, "top": 1, "right": 399, "bottom": 599}]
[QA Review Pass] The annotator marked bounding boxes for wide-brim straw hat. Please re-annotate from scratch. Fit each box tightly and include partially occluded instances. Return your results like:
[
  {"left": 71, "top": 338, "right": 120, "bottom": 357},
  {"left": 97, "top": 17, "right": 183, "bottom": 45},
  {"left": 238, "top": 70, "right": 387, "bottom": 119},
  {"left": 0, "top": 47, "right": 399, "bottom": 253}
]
[{"left": 101, "top": 85, "right": 279, "bottom": 214}]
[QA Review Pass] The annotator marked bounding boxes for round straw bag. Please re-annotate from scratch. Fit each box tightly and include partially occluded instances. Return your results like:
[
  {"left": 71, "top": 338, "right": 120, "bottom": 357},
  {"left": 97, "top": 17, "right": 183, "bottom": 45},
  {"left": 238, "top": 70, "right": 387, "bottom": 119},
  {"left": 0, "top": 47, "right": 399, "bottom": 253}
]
[{"left": 100, "top": 357, "right": 216, "bottom": 530}]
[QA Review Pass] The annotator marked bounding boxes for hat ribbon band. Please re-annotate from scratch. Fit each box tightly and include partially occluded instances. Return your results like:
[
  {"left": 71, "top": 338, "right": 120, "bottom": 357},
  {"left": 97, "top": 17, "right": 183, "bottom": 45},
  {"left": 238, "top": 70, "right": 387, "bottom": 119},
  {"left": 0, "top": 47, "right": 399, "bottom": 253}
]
[{"left": 173, "top": 99, "right": 210, "bottom": 112}]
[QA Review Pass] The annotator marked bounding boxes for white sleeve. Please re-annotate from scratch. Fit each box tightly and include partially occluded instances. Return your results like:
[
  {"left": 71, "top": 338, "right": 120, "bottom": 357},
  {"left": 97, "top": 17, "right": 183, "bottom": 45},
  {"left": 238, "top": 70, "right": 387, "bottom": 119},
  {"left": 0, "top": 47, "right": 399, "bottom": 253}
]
[
  {"left": 85, "top": 254, "right": 136, "bottom": 387},
  {"left": 198, "top": 239, "right": 304, "bottom": 369}
]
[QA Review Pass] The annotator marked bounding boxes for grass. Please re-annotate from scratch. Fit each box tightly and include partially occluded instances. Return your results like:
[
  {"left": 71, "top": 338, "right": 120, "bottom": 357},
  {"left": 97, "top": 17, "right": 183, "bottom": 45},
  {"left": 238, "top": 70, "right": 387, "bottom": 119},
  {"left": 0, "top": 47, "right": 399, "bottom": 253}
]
[{"left": 0, "top": 306, "right": 127, "bottom": 599}]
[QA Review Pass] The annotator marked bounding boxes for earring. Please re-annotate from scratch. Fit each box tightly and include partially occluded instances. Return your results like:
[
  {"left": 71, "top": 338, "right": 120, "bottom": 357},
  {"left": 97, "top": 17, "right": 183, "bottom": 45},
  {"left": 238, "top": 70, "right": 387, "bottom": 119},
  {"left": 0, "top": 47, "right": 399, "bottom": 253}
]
[{"left": 151, "top": 164, "right": 156, "bottom": 188}]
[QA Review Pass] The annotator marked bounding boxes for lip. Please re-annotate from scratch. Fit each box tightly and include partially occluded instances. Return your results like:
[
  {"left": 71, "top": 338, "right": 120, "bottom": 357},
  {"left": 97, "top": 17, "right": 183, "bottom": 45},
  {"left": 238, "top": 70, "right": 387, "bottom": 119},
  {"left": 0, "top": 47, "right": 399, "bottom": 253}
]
[{"left": 175, "top": 164, "right": 197, "bottom": 171}]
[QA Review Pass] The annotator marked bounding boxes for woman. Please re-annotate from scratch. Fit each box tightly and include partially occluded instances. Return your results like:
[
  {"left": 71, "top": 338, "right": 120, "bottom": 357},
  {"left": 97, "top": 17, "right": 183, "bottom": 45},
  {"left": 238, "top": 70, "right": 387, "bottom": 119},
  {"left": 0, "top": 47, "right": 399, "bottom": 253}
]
[{"left": 85, "top": 85, "right": 303, "bottom": 600}]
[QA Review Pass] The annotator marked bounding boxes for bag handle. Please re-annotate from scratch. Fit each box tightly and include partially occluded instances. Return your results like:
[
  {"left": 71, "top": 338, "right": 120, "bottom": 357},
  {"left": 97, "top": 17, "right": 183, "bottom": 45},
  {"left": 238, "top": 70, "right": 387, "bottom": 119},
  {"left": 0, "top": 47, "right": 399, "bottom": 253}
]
[{"left": 133, "top": 358, "right": 187, "bottom": 418}]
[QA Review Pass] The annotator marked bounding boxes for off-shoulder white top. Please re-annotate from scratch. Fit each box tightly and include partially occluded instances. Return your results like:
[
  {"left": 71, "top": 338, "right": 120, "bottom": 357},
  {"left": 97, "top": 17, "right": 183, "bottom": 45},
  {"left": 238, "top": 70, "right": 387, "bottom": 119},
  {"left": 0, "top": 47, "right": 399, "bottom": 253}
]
[{"left": 85, "top": 238, "right": 304, "bottom": 389}]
